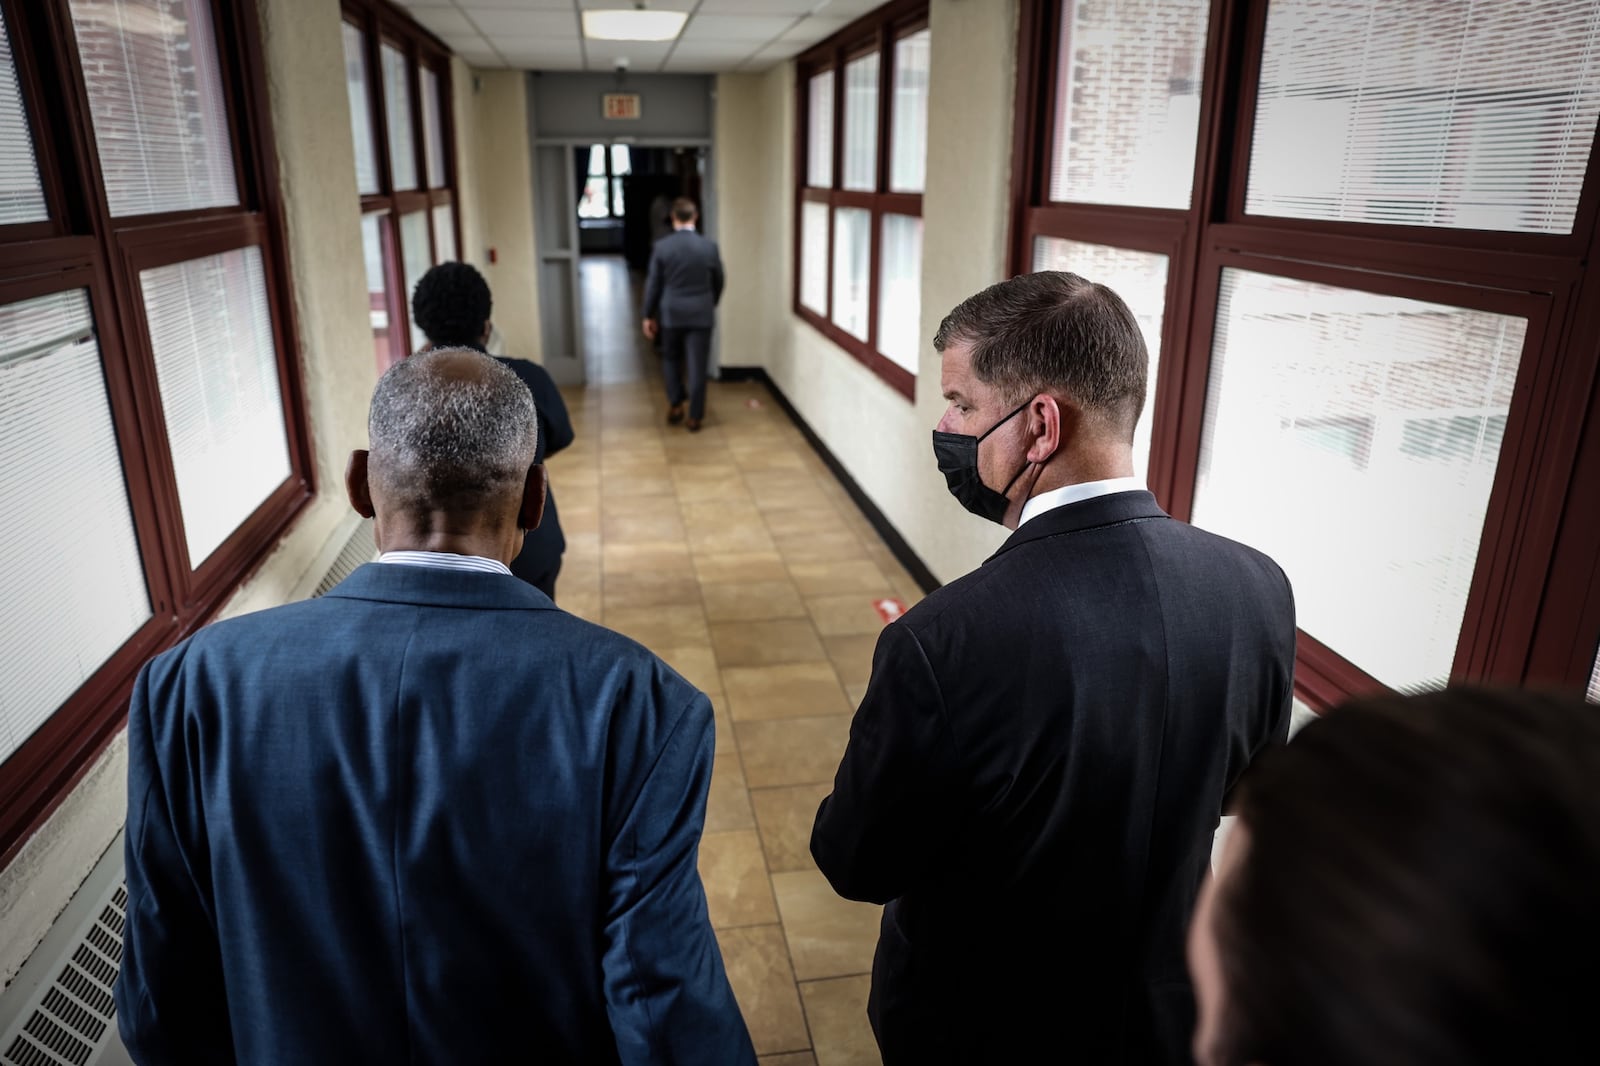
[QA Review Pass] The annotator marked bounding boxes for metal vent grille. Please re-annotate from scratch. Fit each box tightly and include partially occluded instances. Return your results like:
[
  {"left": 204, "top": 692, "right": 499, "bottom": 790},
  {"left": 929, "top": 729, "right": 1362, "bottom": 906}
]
[
  {"left": 1, "top": 880, "right": 126, "bottom": 1066},
  {"left": 312, "top": 518, "right": 376, "bottom": 597}
]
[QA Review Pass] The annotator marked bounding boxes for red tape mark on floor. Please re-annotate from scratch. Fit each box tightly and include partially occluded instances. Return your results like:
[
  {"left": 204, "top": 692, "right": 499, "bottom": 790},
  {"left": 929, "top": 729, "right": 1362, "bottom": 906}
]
[{"left": 874, "top": 597, "right": 907, "bottom": 624}]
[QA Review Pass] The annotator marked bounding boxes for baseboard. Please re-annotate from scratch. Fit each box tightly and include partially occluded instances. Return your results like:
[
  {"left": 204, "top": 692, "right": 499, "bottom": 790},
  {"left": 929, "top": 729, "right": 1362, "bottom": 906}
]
[{"left": 720, "top": 366, "right": 941, "bottom": 595}]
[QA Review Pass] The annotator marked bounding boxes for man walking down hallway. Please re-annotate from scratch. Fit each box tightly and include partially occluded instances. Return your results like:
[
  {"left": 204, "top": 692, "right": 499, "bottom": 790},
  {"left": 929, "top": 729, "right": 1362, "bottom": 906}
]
[{"left": 642, "top": 197, "right": 724, "bottom": 432}]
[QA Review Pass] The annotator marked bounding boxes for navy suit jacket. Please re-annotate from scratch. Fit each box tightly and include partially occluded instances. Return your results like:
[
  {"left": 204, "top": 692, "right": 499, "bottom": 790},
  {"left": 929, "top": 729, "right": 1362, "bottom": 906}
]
[
  {"left": 116, "top": 563, "right": 755, "bottom": 1065},
  {"left": 811, "top": 491, "right": 1295, "bottom": 1065},
  {"left": 643, "top": 229, "right": 724, "bottom": 330},
  {"left": 496, "top": 355, "right": 574, "bottom": 587}
]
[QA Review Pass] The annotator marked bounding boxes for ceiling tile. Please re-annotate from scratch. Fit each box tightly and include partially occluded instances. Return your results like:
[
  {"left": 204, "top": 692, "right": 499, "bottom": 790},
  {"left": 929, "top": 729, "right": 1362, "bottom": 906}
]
[
  {"left": 453, "top": 0, "right": 570, "bottom": 9},
  {"left": 494, "top": 34, "right": 584, "bottom": 54},
  {"left": 468, "top": 9, "right": 579, "bottom": 35},
  {"left": 576, "top": 0, "right": 695, "bottom": 10},
  {"left": 699, "top": 0, "right": 815, "bottom": 13},
  {"left": 680, "top": 14, "right": 797, "bottom": 43},
  {"left": 776, "top": 14, "right": 854, "bottom": 44},
  {"left": 405, "top": 6, "right": 477, "bottom": 37},
  {"left": 743, "top": 41, "right": 806, "bottom": 67},
  {"left": 456, "top": 48, "right": 506, "bottom": 67},
  {"left": 501, "top": 50, "right": 589, "bottom": 71},
  {"left": 585, "top": 39, "right": 676, "bottom": 70},
  {"left": 440, "top": 32, "right": 493, "bottom": 52}
]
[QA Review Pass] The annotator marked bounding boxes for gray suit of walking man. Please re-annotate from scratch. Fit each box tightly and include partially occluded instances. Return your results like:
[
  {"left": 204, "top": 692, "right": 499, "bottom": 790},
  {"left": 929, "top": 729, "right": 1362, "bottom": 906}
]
[{"left": 642, "top": 197, "right": 724, "bottom": 432}]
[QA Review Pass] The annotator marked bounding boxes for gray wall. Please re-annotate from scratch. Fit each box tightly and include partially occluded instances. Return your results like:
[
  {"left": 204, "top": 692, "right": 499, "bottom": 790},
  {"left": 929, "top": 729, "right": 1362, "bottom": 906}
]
[{"left": 530, "top": 73, "right": 713, "bottom": 141}]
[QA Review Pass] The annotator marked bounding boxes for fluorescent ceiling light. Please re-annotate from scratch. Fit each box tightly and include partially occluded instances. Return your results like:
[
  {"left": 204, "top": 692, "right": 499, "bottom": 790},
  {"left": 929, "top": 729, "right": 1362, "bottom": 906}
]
[{"left": 582, "top": 9, "right": 687, "bottom": 42}]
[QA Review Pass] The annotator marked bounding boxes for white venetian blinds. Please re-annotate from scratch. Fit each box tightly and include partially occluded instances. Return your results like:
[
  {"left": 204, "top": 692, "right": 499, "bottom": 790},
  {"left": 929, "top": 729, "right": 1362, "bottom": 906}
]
[
  {"left": 1247, "top": 0, "right": 1600, "bottom": 234},
  {"left": 0, "top": 5, "right": 46, "bottom": 224},
  {"left": 141, "top": 248, "right": 291, "bottom": 566},
  {"left": 0, "top": 291, "right": 152, "bottom": 764},
  {"left": 68, "top": 0, "right": 238, "bottom": 217}
]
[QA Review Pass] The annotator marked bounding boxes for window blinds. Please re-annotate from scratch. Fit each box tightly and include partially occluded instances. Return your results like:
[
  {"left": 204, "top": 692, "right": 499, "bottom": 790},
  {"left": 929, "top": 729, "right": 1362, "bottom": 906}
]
[
  {"left": 889, "top": 30, "right": 930, "bottom": 194},
  {"left": 1247, "top": 0, "right": 1600, "bottom": 233},
  {"left": 0, "top": 290, "right": 151, "bottom": 764},
  {"left": 420, "top": 65, "right": 446, "bottom": 189},
  {"left": 399, "top": 210, "right": 431, "bottom": 352},
  {"left": 68, "top": 0, "right": 238, "bottom": 217},
  {"left": 878, "top": 214, "right": 923, "bottom": 373},
  {"left": 807, "top": 73, "right": 833, "bottom": 188},
  {"left": 1190, "top": 269, "right": 1526, "bottom": 692},
  {"left": 842, "top": 54, "right": 879, "bottom": 192},
  {"left": 0, "top": 5, "right": 47, "bottom": 224},
  {"left": 831, "top": 206, "right": 871, "bottom": 340},
  {"left": 382, "top": 42, "right": 418, "bottom": 192},
  {"left": 800, "top": 201, "right": 829, "bottom": 314},
  {"left": 141, "top": 248, "right": 291, "bottom": 566},
  {"left": 343, "top": 22, "right": 379, "bottom": 196}
]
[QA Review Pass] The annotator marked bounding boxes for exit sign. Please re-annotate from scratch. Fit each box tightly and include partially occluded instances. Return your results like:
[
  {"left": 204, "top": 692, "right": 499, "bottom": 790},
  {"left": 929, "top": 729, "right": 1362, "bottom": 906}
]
[{"left": 603, "top": 93, "right": 641, "bottom": 120}]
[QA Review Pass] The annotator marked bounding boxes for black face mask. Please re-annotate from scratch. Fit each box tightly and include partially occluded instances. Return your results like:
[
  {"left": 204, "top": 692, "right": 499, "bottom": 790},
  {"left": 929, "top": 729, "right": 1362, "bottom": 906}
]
[{"left": 932, "top": 401, "right": 1032, "bottom": 524}]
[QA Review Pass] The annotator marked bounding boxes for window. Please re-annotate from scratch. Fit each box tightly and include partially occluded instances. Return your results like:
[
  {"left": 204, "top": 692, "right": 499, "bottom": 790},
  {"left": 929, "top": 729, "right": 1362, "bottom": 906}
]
[
  {"left": 1013, "top": 0, "right": 1600, "bottom": 707},
  {"left": 795, "top": 4, "right": 930, "bottom": 399},
  {"left": 0, "top": 0, "right": 311, "bottom": 861},
  {"left": 579, "top": 143, "right": 632, "bottom": 220},
  {"left": 343, "top": 0, "right": 458, "bottom": 370}
]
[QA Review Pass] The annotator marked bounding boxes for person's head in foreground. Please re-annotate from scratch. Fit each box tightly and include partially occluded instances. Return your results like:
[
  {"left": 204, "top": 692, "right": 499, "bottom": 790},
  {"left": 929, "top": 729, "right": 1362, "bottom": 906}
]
[
  {"left": 933, "top": 270, "right": 1147, "bottom": 528},
  {"left": 346, "top": 346, "right": 544, "bottom": 562},
  {"left": 412, "top": 261, "right": 493, "bottom": 350},
  {"left": 1189, "top": 686, "right": 1600, "bottom": 1066}
]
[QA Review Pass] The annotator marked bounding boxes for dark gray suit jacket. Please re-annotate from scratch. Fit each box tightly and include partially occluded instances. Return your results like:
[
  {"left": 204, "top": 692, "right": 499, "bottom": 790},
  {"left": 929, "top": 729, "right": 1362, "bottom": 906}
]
[
  {"left": 811, "top": 490, "right": 1296, "bottom": 1065},
  {"left": 644, "top": 228, "right": 724, "bottom": 329}
]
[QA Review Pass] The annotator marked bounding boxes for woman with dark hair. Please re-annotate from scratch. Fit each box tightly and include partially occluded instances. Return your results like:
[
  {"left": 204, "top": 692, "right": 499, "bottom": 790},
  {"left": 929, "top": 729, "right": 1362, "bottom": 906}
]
[{"left": 1188, "top": 687, "right": 1600, "bottom": 1066}]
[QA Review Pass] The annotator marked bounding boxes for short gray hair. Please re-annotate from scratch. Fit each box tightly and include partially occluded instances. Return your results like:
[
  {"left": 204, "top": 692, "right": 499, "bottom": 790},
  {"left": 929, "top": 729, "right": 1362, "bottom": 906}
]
[{"left": 367, "top": 347, "right": 538, "bottom": 513}]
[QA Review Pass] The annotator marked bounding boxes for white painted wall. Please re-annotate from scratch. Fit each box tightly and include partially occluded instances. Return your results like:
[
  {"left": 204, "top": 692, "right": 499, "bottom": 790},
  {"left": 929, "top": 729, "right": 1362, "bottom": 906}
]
[{"left": 717, "top": 0, "right": 1022, "bottom": 584}]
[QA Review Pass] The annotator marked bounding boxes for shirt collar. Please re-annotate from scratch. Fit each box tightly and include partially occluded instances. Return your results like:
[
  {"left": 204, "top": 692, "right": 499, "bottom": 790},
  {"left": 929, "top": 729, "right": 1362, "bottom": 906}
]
[
  {"left": 1018, "top": 476, "right": 1147, "bottom": 528},
  {"left": 377, "top": 550, "right": 513, "bottom": 577}
]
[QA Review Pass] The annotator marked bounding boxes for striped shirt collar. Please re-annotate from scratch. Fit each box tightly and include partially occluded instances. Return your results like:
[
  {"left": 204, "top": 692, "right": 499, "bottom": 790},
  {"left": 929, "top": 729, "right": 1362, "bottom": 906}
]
[{"left": 376, "top": 550, "right": 513, "bottom": 577}]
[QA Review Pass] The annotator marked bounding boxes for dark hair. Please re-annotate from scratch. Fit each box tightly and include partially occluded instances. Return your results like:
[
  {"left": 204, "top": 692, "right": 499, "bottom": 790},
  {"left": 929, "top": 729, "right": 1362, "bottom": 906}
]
[
  {"left": 933, "top": 271, "right": 1147, "bottom": 438},
  {"left": 671, "top": 197, "right": 697, "bottom": 223},
  {"left": 1213, "top": 687, "right": 1600, "bottom": 1066},
  {"left": 412, "top": 261, "right": 492, "bottom": 349}
]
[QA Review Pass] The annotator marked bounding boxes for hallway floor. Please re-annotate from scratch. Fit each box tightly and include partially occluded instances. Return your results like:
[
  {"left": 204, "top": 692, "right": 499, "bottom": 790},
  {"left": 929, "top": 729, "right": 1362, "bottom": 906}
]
[{"left": 546, "top": 364, "right": 922, "bottom": 1063}]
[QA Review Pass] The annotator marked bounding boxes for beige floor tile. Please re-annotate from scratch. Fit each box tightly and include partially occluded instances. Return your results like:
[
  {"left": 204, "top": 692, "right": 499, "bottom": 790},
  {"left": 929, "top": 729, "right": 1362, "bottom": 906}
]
[
  {"left": 601, "top": 464, "right": 676, "bottom": 496},
  {"left": 762, "top": 507, "right": 852, "bottom": 539},
  {"left": 602, "top": 570, "right": 705, "bottom": 611},
  {"left": 601, "top": 505, "right": 686, "bottom": 545},
  {"left": 602, "top": 541, "right": 695, "bottom": 575},
  {"left": 711, "top": 620, "right": 827, "bottom": 667},
  {"left": 751, "top": 783, "right": 831, "bottom": 872},
  {"left": 703, "top": 581, "right": 810, "bottom": 623},
  {"left": 715, "top": 925, "right": 812, "bottom": 1057},
  {"left": 672, "top": 463, "right": 750, "bottom": 501},
  {"left": 603, "top": 604, "right": 709, "bottom": 648},
  {"left": 721, "top": 662, "right": 850, "bottom": 721},
  {"left": 822, "top": 634, "right": 880, "bottom": 687},
  {"left": 736, "top": 715, "right": 852, "bottom": 788},
  {"left": 687, "top": 519, "right": 779, "bottom": 555},
  {"left": 556, "top": 504, "right": 600, "bottom": 536},
  {"left": 658, "top": 644, "right": 723, "bottom": 693},
  {"left": 801, "top": 976, "right": 880, "bottom": 1066},
  {"left": 707, "top": 753, "right": 756, "bottom": 832},
  {"left": 759, "top": 1054, "right": 818, "bottom": 1066},
  {"left": 558, "top": 590, "right": 603, "bottom": 624},
  {"left": 699, "top": 829, "right": 778, "bottom": 928},
  {"left": 773, "top": 869, "right": 882, "bottom": 981},
  {"left": 775, "top": 531, "right": 869, "bottom": 564},
  {"left": 785, "top": 560, "right": 893, "bottom": 597},
  {"left": 805, "top": 595, "right": 891, "bottom": 638},
  {"left": 695, "top": 551, "right": 792, "bottom": 583},
  {"left": 731, "top": 448, "right": 810, "bottom": 472},
  {"left": 845, "top": 684, "right": 869, "bottom": 707}
]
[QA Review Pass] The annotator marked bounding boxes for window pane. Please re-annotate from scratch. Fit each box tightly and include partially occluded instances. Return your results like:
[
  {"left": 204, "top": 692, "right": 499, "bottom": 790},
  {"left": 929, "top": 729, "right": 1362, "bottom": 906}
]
[
  {"left": 1033, "top": 238, "right": 1169, "bottom": 480},
  {"left": 579, "top": 176, "right": 610, "bottom": 218},
  {"left": 1191, "top": 269, "right": 1526, "bottom": 692},
  {"left": 611, "top": 178, "right": 625, "bottom": 217},
  {"left": 807, "top": 72, "right": 834, "bottom": 187},
  {"left": 1589, "top": 647, "right": 1599, "bottom": 704},
  {"left": 832, "top": 206, "right": 871, "bottom": 340},
  {"left": 0, "top": 290, "right": 152, "bottom": 765},
  {"left": 1049, "top": 0, "right": 1209, "bottom": 209},
  {"left": 889, "top": 29, "right": 930, "bottom": 194},
  {"left": 432, "top": 203, "right": 456, "bottom": 263},
  {"left": 0, "top": 5, "right": 47, "bottom": 224},
  {"left": 381, "top": 43, "right": 417, "bottom": 191},
  {"left": 399, "top": 210, "right": 431, "bottom": 352},
  {"left": 69, "top": 0, "right": 238, "bottom": 217},
  {"left": 800, "top": 201, "right": 829, "bottom": 313},
  {"left": 878, "top": 214, "right": 922, "bottom": 373},
  {"left": 1246, "top": 0, "right": 1600, "bottom": 235},
  {"left": 610, "top": 144, "right": 631, "bottom": 175},
  {"left": 420, "top": 66, "right": 446, "bottom": 189},
  {"left": 587, "top": 144, "right": 605, "bottom": 176},
  {"left": 360, "top": 213, "right": 391, "bottom": 367},
  {"left": 842, "top": 53, "right": 879, "bottom": 192},
  {"left": 142, "top": 248, "right": 291, "bottom": 567},
  {"left": 342, "top": 22, "right": 379, "bottom": 196}
]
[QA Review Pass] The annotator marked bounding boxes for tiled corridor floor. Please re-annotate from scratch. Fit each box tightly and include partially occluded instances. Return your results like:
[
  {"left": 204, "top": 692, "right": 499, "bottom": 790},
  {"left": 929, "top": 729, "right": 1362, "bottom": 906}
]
[{"left": 545, "top": 368, "right": 922, "bottom": 1064}]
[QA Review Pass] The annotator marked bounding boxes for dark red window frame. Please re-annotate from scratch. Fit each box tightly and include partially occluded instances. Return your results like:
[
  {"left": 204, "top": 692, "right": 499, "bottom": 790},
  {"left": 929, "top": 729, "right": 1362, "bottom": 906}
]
[
  {"left": 793, "top": 0, "right": 928, "bottom": 401},
  {"left": 342, "top": 0, "right": 459, "bottom": 372},
  {"left": 0, "top": 0, "right": 315, "bottom": 865},
  {"left": 1010, "top": 0, "right": 1600, "bottom": 710}
]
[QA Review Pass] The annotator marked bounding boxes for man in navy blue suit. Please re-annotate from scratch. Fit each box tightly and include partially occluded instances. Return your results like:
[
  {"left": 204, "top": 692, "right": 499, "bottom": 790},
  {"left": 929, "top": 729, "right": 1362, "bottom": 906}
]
[{"left": 115, "top": 348, "right": 755, "bottom": 1064}]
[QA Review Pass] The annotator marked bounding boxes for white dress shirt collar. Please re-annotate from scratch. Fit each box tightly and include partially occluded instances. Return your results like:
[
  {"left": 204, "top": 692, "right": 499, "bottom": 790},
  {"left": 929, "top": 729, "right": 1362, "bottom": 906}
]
[
  {"left": 377, "top": 550, "right": 513, "bottom": 576},
  {"left": 1018, "top": 476, "right": 1147, "bottom": 528}
]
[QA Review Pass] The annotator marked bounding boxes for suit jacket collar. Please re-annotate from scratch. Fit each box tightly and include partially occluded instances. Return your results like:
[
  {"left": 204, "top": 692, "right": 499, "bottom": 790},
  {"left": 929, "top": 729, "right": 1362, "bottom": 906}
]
[
  {"left": 989, "top": 490, "right": 1169, "bottom": 562},
  {"left": 323, "top": 562, "right": 556, "bottom": 611}
]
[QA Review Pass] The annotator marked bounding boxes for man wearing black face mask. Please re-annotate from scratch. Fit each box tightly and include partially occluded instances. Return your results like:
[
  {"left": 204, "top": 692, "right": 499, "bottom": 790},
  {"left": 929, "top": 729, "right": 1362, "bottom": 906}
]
[{"left": 810, "top": 271, "right": 1297, "bottom": 1065}]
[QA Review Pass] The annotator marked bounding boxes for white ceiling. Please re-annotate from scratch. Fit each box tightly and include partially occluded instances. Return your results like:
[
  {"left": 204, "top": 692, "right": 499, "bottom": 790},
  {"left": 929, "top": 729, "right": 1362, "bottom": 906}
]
[{"left": 395, "top": 0, "right": 880, "bottom": 73}]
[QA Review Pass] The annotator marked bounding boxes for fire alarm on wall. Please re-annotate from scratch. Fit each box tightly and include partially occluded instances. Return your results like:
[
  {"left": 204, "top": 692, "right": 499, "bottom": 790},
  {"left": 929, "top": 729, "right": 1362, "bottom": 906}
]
[{"left": 488, "top": 247, "right": 498, "bottom": 264}]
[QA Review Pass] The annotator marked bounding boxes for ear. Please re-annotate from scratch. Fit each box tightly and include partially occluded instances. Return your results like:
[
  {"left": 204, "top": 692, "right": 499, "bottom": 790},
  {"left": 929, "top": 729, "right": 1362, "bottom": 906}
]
[
  {"left": 1026, "top": 395, "right": 1067, "bottom": 463},
  {"left": 518, "top": 463, "right": 548, "bottom": 532},
  {"left": 480, "top": 320, "right": 493, "bottom": 347},
  {"left": 346, "top": 450, "right": 375, "bottom": 519}
]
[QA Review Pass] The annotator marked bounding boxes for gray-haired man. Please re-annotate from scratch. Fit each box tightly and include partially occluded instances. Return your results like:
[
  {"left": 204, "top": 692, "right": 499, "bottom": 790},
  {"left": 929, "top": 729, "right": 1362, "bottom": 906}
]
[{"left": 117, "top": 348, "right": 755, "bottom": 1064}]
